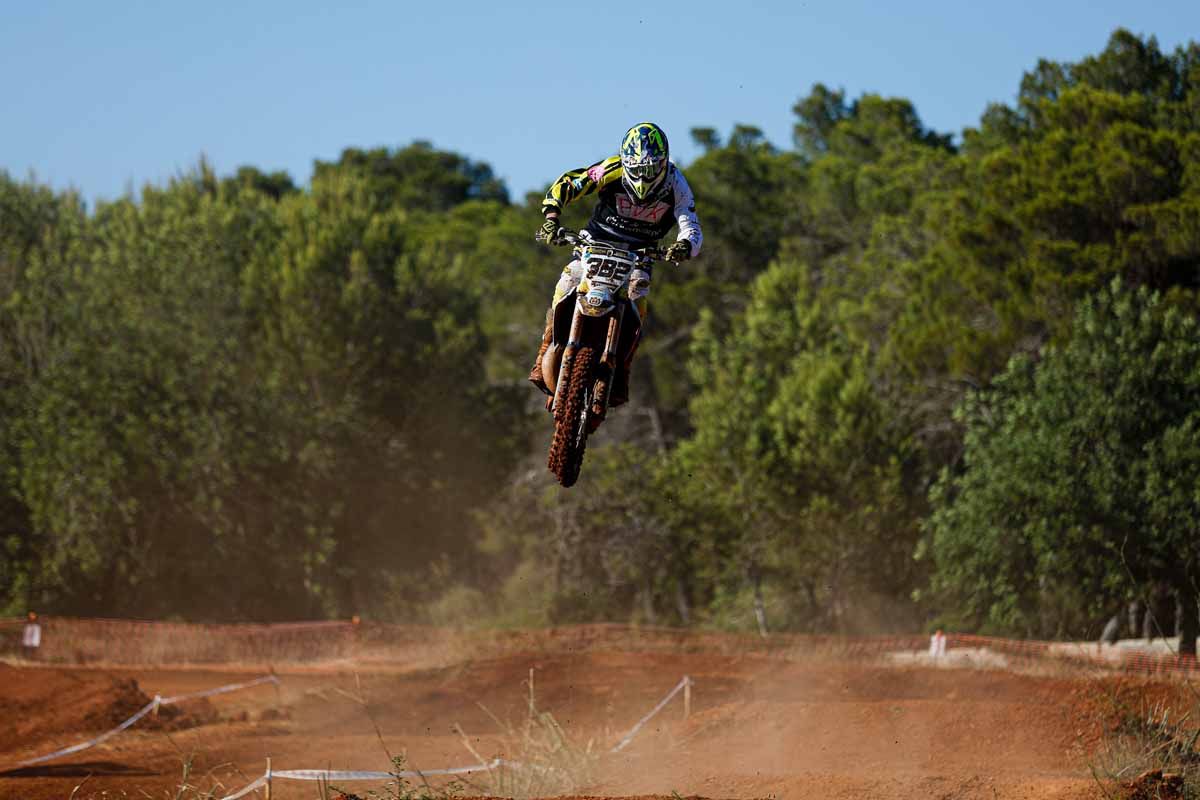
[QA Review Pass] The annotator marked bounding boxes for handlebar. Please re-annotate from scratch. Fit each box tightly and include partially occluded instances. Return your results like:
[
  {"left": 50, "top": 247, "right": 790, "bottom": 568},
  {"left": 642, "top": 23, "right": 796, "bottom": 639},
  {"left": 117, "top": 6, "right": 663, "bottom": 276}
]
[{"left": 553, "top": 227, "right": 668, "bottom": 263}]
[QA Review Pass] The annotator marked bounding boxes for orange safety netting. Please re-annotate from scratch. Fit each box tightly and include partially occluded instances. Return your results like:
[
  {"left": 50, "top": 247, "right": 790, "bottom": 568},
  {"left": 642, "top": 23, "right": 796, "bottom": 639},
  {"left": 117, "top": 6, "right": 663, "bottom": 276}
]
[{"left": 2, "top": 617, "right": 1196, "bottom": 676}]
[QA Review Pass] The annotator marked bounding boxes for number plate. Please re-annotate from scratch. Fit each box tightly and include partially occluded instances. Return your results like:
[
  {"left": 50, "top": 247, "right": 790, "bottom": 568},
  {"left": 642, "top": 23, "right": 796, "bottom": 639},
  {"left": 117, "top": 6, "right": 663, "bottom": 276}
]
[{"left": 582, "top": 246, "right": 636, "bottom": 281}]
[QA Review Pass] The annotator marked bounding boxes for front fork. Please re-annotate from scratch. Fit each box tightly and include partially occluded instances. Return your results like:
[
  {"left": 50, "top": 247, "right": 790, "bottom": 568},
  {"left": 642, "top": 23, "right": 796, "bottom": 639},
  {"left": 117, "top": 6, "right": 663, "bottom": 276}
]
[
  {"left": 550, "top": 309, "right": 585, "bottom": 417},
  {"left": 594, "top": 304, "right": 625, "bottom": 417},
  {"left": 549, "top": 303, "right": 625, "bottom": 422}
]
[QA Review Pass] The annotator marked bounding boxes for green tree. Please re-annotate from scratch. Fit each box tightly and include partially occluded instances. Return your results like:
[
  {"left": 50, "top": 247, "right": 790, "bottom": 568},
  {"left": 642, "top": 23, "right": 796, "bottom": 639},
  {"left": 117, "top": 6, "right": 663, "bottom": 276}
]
[
  {"left": 673, "top": 260, "right": 924, "bottom": 633},
  {"left": 926, "top": 281, "right": 1200, "bottom": 652},
  {"left": 0, "top": 175, "right": 90, "bottom": 614},
  {"left": 313, "top": 141, "right": 509, "bottom": 212},
  {"left": 1, "top": 143, "right": 528, "bottom": 620}
]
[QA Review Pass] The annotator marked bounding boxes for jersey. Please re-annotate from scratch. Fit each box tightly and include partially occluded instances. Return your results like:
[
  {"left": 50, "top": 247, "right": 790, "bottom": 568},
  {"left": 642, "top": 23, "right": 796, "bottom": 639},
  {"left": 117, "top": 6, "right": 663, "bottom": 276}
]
[{"left": 542, "top": 157, "right": 703, "bottom": 257}]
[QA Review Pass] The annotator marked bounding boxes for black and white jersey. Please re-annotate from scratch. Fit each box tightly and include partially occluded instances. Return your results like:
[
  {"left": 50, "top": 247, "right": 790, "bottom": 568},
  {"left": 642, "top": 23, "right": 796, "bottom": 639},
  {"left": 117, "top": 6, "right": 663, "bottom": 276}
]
[{"left": 542, "top": 157, "right": 703, "bottom": 256}]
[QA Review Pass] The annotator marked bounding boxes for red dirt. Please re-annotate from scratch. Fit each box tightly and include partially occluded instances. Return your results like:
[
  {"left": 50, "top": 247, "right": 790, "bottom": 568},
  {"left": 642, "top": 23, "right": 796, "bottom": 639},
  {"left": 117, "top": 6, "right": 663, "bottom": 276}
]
[
  {"left": 0, "top": 666, "right": 214, "bottom": 756},
  {"left": 1121, "top": 770, "right": 1186, "bottom": 800},
  {"left": 0, "top": 628, "right": 1141, "bottom": 799}
]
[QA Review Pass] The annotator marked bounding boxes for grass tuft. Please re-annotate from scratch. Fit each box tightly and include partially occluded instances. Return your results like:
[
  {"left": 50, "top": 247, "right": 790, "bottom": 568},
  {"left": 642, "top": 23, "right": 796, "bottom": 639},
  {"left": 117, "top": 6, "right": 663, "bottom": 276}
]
[
  {"left": 325, "top": 754, "right": 463, "bottom": 800},
  {"left": 1092, "top": 694, "right": 1200, "bottom": 799},
  {"left": 453, "top": 667, "right": 600, "bottom": 799}
]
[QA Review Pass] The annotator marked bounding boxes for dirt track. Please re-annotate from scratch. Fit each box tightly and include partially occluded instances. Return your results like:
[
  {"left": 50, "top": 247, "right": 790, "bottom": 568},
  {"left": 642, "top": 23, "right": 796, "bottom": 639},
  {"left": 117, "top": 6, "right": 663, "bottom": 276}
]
[{"left": 0, "top": 630, "right": 1107, "bottom": 799}]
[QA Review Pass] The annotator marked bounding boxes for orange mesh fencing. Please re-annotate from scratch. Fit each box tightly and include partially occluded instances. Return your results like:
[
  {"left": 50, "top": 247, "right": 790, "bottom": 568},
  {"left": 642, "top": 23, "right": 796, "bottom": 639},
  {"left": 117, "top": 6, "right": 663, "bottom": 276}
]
[
  {"left": 2, "top": 616, "right": 1197, "bottom": 678},
  {"left": 0, "top": 616, "right": 356, "bottom": 665}
]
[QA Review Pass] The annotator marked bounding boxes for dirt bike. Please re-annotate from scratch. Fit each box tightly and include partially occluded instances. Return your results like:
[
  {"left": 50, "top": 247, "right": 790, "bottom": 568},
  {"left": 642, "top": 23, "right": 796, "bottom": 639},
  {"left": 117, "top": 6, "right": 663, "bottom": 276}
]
[{"left": 540, "top": 229, "right": 666, "bottom": 488}]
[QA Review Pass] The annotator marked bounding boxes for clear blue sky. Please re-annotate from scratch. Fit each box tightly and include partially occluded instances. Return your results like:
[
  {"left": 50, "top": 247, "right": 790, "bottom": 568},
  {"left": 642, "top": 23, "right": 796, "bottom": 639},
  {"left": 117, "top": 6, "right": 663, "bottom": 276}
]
[{"left": 4, "top": 0, "right": 1198, "bottom": 205}]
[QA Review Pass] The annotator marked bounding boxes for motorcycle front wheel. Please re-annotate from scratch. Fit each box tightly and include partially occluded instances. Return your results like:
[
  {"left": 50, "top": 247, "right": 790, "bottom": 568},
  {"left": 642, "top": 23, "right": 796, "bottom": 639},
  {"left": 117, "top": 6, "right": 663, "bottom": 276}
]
[{"left": 547, "top": 345, "right": 596, "bottom": 488}]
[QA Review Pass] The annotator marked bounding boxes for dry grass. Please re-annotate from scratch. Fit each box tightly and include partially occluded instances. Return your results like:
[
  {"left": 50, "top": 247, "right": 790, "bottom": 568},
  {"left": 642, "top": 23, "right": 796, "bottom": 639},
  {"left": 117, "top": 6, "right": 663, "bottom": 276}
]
[
  {"left": 1091, "top": 693, "right": 1200, "bottom": 799},
  {"left": 322, "top": 755, "right": 463, "bottom": 800},
  {"left": 72, "top": 753, "right": 243, "bottom": 800},
  {"left": 451, "top": 668, "right": 600, "bottom": 799}
]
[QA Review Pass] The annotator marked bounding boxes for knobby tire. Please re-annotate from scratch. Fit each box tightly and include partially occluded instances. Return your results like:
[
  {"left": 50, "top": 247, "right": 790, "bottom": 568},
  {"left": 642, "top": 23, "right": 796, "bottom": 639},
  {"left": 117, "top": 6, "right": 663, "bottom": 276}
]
[{"left": 548, "top": 345, "right": 596, "bottom": 488}]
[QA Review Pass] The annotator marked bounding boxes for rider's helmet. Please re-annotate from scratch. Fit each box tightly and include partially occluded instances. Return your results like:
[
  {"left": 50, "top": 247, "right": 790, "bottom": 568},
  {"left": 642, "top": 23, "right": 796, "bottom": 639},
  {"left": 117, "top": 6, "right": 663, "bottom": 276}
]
[{"left": 620, "top": 122, "right": 670, "bottom": 201}]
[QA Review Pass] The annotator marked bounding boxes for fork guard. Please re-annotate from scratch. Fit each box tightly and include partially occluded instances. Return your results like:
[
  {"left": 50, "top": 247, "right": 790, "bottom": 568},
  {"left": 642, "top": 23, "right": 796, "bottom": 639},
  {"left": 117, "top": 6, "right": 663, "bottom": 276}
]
[
  {"left": 541, "top": 342, "right": 563, "bottom": 399},
  {"left": 544, "top": 291, "right": 576, "bottom": 412}
]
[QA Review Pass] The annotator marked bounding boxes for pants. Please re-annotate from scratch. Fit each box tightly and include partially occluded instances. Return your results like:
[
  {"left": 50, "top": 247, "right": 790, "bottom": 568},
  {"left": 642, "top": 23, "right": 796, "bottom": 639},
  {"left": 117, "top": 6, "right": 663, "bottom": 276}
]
[{"left": 552, "top": 259, "right": 650, "bottom": 318}]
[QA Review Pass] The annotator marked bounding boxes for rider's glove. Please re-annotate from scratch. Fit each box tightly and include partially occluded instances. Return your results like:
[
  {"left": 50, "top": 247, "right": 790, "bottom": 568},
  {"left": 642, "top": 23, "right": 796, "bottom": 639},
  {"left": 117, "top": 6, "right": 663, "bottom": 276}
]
[
  {"left": 536, "top": 214, "right": 562, "bottom": 245},
  {"left": 665, "top": 240, "right": 693, "bottom": 263}
]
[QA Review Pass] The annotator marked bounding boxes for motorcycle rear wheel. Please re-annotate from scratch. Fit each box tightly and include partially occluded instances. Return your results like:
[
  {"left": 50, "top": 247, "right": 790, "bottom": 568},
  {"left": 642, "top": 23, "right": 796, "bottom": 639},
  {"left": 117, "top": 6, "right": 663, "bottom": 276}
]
[{"left": 548, "top": 345, "right": 596, "bottom": 488}]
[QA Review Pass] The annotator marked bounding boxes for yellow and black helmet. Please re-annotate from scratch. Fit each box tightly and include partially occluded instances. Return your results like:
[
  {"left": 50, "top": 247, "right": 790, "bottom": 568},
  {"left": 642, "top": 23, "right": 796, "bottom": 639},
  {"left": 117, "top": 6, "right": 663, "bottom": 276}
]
[{"left": 620, "top": 122, "right": 670, "bottom": 200}]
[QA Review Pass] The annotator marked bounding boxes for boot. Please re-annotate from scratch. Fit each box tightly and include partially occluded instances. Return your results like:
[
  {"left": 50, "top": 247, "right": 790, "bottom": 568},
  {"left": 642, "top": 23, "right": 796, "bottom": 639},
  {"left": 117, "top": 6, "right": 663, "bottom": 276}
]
[
  {"left": 610, "top": 363, "right": 630, "bottom": 407},
  {"left": 528, "top": 312, "right": 554, "bottom": 396},
  {"left": 610, "top": 328, "right": 642, "bottom": 408}
]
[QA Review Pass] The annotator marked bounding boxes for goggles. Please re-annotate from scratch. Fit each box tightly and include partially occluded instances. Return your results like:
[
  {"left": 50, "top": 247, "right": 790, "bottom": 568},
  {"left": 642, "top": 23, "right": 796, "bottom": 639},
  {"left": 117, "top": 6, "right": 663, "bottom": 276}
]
[{"left": 624, "top": 158, "right": 664, "bottom": 181}]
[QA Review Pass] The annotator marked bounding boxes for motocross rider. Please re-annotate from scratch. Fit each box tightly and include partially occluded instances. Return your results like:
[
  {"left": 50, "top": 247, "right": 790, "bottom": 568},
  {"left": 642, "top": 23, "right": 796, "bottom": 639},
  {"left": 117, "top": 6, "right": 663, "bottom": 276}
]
[{"left": 530, "top": 122, "right": 702, "bottom": 406}]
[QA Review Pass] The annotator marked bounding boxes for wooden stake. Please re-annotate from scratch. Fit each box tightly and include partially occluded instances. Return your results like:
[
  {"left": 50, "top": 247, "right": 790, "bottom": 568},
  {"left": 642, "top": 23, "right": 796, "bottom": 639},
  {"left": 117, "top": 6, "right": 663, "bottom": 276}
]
[
  {"left": 683, "top": 677, "right": 692, "bottom": 721},
  {"left": 264, "top": 757, "right": 272, "bottom": 800}
]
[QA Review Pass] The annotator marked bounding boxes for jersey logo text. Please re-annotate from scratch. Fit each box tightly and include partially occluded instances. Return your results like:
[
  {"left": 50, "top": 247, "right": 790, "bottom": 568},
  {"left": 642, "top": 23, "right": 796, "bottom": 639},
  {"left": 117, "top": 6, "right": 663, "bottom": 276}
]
[{"left": 616, "top": 196, "right": 670, "bottom": 222}]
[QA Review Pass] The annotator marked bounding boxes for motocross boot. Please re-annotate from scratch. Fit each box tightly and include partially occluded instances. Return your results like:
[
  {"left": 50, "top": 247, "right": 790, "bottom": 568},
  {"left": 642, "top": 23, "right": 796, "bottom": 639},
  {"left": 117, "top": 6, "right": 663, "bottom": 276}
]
[
  {"left": 609, "top": 326, "right": 643, "bottom": 408},
  {"left": 528, "top": 311, "right": 554, "bottom": 396},
  {"left": 610, "top": 365, "right": 630, "bottom": 407}
]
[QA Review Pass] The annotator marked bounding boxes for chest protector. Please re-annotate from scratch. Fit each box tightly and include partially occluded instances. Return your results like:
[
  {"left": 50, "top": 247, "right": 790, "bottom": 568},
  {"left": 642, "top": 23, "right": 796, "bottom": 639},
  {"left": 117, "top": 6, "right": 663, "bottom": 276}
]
[{"left": 584, "top": 179, "right": 676, "bottom": 249}]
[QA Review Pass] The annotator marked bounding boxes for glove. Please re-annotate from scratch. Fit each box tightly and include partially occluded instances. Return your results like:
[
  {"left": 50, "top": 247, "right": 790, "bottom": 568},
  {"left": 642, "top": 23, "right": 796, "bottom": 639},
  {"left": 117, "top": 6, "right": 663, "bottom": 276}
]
[
  {"left": 536, "top": 214, "right": 562, "bottom": 245},
  {"left": 665, "top": 241, "right": 692, "bottom": 263}
]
